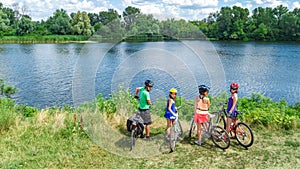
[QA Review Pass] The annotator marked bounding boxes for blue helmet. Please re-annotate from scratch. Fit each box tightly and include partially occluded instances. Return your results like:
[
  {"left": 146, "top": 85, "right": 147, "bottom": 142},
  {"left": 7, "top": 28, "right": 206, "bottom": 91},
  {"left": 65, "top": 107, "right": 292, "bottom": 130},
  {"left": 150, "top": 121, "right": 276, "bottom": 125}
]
[{"left": 198, "top": 85, "right": 210, "bottom": 93}]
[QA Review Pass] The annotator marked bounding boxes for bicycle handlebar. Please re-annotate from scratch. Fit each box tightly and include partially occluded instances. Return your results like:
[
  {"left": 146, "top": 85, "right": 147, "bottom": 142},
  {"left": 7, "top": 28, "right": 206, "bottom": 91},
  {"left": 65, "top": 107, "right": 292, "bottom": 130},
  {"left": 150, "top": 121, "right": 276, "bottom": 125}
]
[{"left": 185, "top": 102, "right": 193, "bottom": 106}]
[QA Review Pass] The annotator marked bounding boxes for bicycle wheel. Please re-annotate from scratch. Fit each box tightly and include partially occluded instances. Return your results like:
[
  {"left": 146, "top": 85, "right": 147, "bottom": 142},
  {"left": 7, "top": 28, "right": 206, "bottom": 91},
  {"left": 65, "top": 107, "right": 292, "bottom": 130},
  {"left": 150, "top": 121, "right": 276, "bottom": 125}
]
[
  {"left": 169, "top": 126, "right": 177, "bottom": 152},
  {"left": 211, "top": 126, "right": 230, "bottom": 150},
  {"left": 130, "top": 129, "right": 137, "bottom": 151},
  {"left": 217, "top": 113, "right": 226, "bottom": 129},
  {"left": 235, "top": 122, "right": 254, "bottom": 148},
  {"left": 176, "top": 120, "right": 183, "bottom": 139},
  {"left": 189, "top": 119, "right": 197, "bottom": 138}
]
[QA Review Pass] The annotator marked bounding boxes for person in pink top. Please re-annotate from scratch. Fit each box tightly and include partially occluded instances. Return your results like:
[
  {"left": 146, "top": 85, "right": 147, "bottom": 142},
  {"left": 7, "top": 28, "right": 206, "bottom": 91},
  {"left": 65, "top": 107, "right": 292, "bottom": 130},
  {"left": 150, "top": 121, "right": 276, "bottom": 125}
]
[{"left": 194, "top": 85, "right": 210, "bottom": 146}]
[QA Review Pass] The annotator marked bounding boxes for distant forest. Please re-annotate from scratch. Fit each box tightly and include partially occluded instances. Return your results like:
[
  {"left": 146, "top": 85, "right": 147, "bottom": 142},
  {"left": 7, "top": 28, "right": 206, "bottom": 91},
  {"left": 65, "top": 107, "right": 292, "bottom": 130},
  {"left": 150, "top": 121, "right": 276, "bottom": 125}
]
[{"left": 0, "top": 2, "right": 299, "bottom": 41}]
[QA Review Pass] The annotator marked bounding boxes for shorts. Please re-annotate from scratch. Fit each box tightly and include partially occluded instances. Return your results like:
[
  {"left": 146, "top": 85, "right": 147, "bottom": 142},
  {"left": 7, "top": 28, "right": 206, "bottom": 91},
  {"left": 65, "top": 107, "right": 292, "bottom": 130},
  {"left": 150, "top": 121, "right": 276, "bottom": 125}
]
[
  {"left": 139, "top": 109, "right": 152, "bottom": 125},
  {"left": 164, "top": 112, "right": 176, "bottom": 120},
  {"left": 226, "top": 111, "right": 237, "bottom": 119},
  {"left": 194, "top": 113, "right": 209, "bottom": 123}
]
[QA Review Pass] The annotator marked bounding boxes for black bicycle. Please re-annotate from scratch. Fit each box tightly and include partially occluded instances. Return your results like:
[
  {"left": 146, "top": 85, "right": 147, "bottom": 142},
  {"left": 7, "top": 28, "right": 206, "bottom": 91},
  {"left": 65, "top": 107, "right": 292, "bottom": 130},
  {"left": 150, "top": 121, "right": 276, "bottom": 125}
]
[{"left": 127, "top": 111, "right": 144, "bottom": 151}]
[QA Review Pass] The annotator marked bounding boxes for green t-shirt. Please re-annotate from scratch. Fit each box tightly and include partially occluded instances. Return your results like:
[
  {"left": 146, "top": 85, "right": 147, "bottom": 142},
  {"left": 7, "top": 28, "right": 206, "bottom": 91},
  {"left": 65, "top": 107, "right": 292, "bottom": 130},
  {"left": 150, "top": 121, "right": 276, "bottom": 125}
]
[{"left": 138, "top": 87, "right": 151, "bottom": 110}]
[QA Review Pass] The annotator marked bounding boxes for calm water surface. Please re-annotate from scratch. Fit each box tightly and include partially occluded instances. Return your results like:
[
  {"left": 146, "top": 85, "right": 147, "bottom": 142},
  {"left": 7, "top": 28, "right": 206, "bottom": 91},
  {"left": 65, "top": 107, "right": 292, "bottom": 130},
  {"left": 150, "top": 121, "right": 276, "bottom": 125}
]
[{"left": 0, "top": 41, "right": 299, "bottom": 108}]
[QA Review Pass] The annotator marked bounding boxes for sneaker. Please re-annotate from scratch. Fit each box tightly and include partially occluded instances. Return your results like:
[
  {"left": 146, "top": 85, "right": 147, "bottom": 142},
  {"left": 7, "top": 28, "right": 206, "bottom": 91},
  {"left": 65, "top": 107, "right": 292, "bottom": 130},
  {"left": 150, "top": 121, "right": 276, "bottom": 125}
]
[
  {"left": 140, "top": 134, "right": 145, "bottom": 138},
  {"left": 146, "top": 136, "right": 153, "bottom": 141},
  {"left": 194, "top": 141, "right": 201, "bottom": 146},
  {"left": 165, "top": 136, "right": 170, "bottom": 141}
]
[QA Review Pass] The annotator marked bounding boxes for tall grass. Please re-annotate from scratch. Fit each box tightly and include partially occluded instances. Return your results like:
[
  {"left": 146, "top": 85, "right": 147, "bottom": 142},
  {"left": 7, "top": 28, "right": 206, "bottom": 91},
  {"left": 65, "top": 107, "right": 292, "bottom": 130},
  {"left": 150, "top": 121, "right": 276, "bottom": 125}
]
[
  {"left": 0, "top": 35, "right": 90, "bottom": 44},
  {"left": 0, "top": 90, "right": 300, "bottom": 168}
]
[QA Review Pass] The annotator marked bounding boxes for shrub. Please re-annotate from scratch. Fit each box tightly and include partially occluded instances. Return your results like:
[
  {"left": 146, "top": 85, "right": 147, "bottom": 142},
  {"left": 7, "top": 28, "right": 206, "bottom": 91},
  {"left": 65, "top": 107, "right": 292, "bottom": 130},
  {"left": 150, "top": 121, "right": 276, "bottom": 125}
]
[
  {"left": 15, "top": 104, "right": 38, "bottom": 117},
  {"left": 0, "top": 98, "right": 17, "bottom": 132}
]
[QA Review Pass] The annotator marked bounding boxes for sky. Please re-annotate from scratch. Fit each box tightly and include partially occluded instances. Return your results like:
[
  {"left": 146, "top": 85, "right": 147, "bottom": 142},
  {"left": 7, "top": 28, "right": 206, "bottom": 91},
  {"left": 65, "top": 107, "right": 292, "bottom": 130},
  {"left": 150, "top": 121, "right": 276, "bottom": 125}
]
[{"left": 1, "top": 0, "right": 300, "bottom": 21}]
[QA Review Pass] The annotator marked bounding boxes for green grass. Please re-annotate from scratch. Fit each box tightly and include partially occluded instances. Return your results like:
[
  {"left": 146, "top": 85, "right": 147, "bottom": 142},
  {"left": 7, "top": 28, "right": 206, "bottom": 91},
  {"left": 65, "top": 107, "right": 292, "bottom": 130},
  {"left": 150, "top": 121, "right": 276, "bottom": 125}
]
[
  {"left": 0, "top": 89, "right": 299, "bottom": 169},
  {"left": 0, "top": 106, "right": 299, "bottom": 169},
  {"left": 0, "top": 35, "right": 90, "bottom": 44}
]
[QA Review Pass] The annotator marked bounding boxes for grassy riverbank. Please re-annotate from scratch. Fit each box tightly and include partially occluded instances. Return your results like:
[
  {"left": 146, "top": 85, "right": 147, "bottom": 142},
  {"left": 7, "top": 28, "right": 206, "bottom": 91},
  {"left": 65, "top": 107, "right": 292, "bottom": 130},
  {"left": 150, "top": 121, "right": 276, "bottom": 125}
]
[
  {"left": 0, "top": 90, "right": 299, "bottom": 168},
  {"left": 0, "top": 35, "right": 90, "bottom": 44}
]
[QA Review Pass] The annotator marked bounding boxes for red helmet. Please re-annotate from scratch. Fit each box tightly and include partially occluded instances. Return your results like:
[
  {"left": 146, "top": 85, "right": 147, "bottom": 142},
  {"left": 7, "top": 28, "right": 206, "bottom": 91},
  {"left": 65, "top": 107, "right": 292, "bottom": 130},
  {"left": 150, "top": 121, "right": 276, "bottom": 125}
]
[{"left": 230, "top": 82, "right": 239, "bottom": 90}]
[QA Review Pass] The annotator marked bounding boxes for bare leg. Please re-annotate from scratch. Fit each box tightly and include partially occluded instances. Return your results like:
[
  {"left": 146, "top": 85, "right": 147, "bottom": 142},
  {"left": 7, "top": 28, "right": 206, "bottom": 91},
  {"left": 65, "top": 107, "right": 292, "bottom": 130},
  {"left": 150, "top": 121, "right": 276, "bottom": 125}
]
[
  {"left": 226, "top": 117, "right": 232, "bottom": 133},
  {"left": 196, "top": 122, "right": 202, "bottom": 143},
  {"left": 146, "top": 124, "right": 151, "bottom": 137},
  {"left": 166, "top": 119, "right": 171, "bottom": 137}
]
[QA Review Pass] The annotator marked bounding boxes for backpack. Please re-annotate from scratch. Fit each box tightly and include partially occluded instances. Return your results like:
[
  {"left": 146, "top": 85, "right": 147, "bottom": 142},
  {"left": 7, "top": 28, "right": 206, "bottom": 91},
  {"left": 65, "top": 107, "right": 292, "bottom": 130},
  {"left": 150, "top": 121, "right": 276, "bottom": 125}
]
[{"left": 126, "top": 113, "right": 144, "bottom": 135}]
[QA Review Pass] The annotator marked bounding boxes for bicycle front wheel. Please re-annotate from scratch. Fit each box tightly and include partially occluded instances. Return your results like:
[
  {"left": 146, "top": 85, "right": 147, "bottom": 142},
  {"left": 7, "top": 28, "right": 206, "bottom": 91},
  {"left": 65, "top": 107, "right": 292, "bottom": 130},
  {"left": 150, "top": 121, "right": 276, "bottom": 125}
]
[
  {"left": 189, "top": 119, "right": 197, "bottom": 138},
  {"left": 130, "top": 129, "right": 137, "bottom": 151},
  {"left": 176, "top": 120, "right": 183, "bottom": 139},
  {"left": 211, "top": 126, "right": 230, "bottom": 150},
  {"left": 169, "top": 126, "right": 177, "bottom": 152},
  {"left": 235, "top": 122, "right": 254, "bottom": 148},
  {"left": 217, "top": 113, "right": 226, "bottom": 129}
]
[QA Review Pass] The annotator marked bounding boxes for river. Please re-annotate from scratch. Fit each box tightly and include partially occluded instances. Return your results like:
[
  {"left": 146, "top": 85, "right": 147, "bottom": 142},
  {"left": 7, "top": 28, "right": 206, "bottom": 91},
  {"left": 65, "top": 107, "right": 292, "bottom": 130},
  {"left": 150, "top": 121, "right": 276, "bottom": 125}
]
[{"left": 0, "top": 41, "right": 299, "bottom": 108}]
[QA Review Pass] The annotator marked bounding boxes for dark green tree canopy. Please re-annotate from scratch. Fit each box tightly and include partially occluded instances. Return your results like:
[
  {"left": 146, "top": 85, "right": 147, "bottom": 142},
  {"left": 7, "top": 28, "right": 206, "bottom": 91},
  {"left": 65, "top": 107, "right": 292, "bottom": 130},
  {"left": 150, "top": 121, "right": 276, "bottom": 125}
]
[{"left": 0, "top": 3, "right": 299, "bottom": 41}]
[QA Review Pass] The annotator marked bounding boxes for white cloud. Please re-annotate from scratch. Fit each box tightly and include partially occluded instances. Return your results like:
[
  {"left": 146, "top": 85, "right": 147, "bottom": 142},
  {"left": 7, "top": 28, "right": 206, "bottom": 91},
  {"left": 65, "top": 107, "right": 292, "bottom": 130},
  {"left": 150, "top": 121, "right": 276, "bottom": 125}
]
[
  {"left": 161, "top": 0, "right": 218, "bottom": 7},
  {"left": 268, "top": 0, "right": 288, "bottom": 8},
  {"left": 233, "top": 2, "right": 243, "bottom": 8},
  {"left": 292, "top": 1, "right": 300, "bottom": 9},
  {"left": 184, "top": 7, "right": 219, "bottom": 20},
  {"left": 254, "top": 0, "right": 264, "bottom": 5},
  {"left": 254, "top": 0, "right": 289, "bottom": 8},
  {"left": 0, "top": 0, "right": 296, "bottom": 21}
]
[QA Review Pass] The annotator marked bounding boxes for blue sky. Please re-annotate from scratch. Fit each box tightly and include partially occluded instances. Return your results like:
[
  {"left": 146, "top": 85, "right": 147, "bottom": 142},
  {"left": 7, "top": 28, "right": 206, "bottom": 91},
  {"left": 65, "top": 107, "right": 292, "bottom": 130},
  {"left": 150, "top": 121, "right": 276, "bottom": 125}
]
[{"left": 2, "top": 0, "right": 300, "bottom": 21}]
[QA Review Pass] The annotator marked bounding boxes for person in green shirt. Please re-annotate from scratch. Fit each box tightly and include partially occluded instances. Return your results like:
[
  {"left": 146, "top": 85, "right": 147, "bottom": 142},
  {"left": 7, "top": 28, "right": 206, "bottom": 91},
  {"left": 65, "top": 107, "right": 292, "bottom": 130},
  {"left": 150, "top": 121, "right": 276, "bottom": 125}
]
[{"left": 135, "top": 80, "right": 154, "bottom": 141}]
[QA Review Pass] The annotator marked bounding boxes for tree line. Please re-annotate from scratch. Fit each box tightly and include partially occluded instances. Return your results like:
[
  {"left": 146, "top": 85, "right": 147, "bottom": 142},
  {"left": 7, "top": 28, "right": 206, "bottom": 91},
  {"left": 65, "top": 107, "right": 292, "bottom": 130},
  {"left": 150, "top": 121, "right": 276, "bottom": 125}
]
[{"left": 0, "top": 3, "right": 299, "bottom": 41}]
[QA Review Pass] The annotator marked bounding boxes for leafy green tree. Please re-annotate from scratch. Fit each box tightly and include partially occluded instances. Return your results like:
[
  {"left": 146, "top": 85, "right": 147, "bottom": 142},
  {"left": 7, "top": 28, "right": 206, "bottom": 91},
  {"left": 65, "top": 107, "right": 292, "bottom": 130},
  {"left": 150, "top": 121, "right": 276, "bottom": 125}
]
[
  {"left": 2, "top": 6, "right": 16, "bottom": 27},
  {"left": 33, "top": 20, "right": 50, "bottom": 35},
  {"left": 273, "top": 5, "right": 288, "bottom": 25},
  {"left": 97, "top": 18, "right": 125, "bottom": 40},
  {"left": 279, "top": 10, "right": 300, "bottom": 40},
  {"left": 0, "top": 3, "right": 16, "bottom": 36},
  {"left": 252, "top": 7, "right": 278, "bottom": 40},
  {"left": 99, "top": 9, "right": 120, "bottom": 25},
  {"left": 129, "top": 14, "right": 159, "bottom": 34},
  {"left": 46, "top": 9, "right": 72, "bottom": 35},
  {"left": 16, "top": 16, "right": 35, "bottom": 35},
  {"left": 160, "top": 18, "right": 179, "bottom": 38},
  {"left": 88, "top": 12, "right": 100, "bottom": 26},
  {"left": 253, "top": 23, "right": 268, "bottom": 40},
  {"left": 0, "top": 9, "right": 10, "bottom": 34},
  {"left": 230, "top": 6, "right": 249, "bottom": 40},
  {"left": 123, "top": 6, "right": 141, "bottom": 31},
  {"left": 160, "top": 18, "right": 203, "bottom": 39},
  {"left": 216, "top": 7, "right": 233, "bottom": 39},
  {"left": 71, "top": 11, "right": 93, "bottom": 36},
  {"left": 205, "top": 13, "right": 219, "bottom": 38}
]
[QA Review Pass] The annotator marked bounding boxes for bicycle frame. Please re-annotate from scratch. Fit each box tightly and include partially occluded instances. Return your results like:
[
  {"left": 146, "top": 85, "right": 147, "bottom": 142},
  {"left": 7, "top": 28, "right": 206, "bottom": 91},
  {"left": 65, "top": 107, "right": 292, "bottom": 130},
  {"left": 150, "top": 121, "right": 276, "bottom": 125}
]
[
  {"left": 218, "top": 103, "right": 254, "bottom": 148},
  {"left": 169, "top": 106, "right": 183, "bottom": 152}
]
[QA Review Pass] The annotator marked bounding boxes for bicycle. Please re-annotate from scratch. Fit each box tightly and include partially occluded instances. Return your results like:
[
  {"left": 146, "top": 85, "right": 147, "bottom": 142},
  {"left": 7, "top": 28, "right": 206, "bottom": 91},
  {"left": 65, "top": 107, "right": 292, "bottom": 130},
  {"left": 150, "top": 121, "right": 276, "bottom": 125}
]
[
  {"left": 187, "top": 103, "right": 230, "bottom": 150},
  {"left": 168, "top": 106, "right": 183, "bottom": 153},
  {"left": 214, "top": 103, "right": 254, "bottom": 148},
  {"left": 127, "top": 111, "right": 144, "bottom": 151}
]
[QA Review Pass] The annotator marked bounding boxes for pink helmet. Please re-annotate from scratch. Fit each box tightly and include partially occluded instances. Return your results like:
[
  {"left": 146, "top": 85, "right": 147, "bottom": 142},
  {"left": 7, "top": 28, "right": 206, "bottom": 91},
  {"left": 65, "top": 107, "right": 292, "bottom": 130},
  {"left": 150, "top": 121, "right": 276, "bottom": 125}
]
[{"left": 230, "top": 82, "right": 239, "bottom": 90}]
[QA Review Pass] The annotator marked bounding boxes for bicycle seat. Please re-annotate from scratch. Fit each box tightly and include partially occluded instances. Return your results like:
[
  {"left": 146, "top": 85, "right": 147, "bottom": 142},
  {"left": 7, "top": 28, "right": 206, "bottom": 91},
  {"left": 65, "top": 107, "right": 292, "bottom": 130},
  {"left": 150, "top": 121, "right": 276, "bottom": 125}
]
[{"left": 208, "top": 113, "right": 215, "bottom": 118}]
